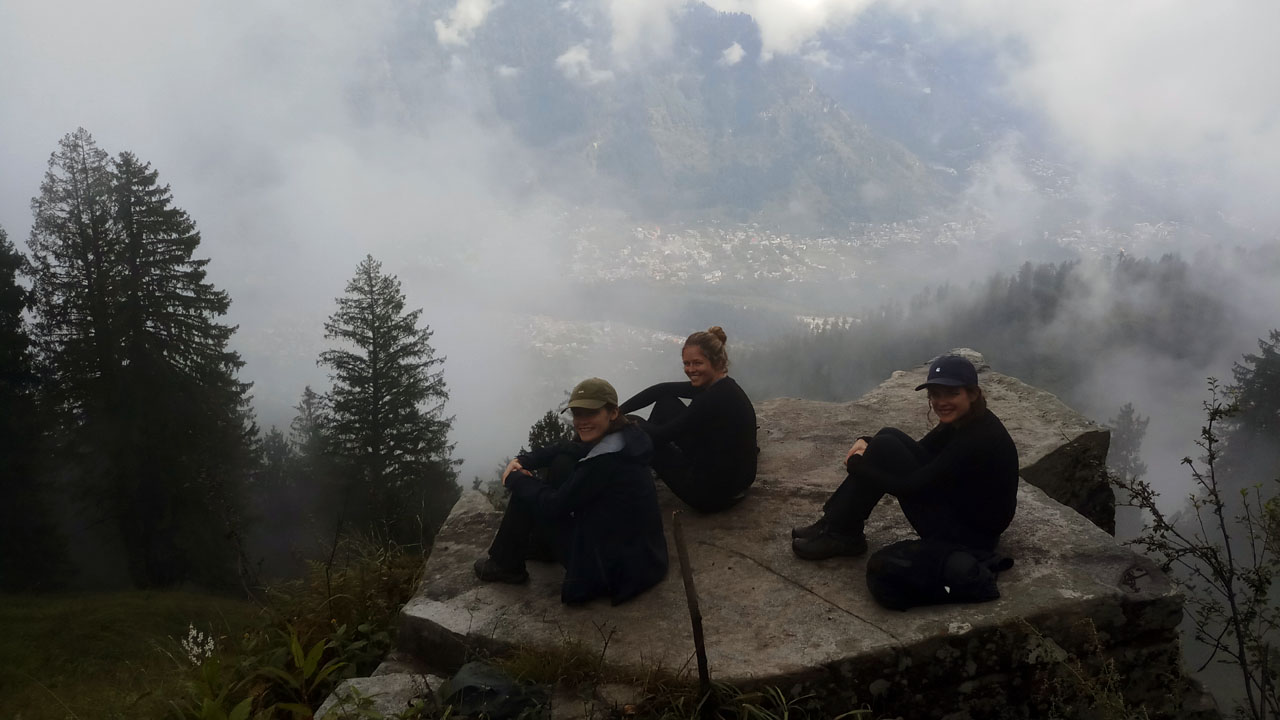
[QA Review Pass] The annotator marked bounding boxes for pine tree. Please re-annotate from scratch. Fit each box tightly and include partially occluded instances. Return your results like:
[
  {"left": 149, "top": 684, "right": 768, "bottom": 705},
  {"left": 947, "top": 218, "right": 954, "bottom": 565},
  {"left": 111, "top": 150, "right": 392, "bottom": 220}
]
[
  {"left": 26, "top": 129, "right": 255, "bottom": 587},
  {"left": 1222, "top": 330, "right": 1280, "bottom": 493},
  {"left": 291, "top": 385, "right": 332, "bottom": 464},
  {"left": 113, "top": 151, "right": 241, "bottom": 378},
  {"left": 319, "top": 256, "right": 458, "bottom": 544},
  {"left": 27, "top": 128, "right": 120, "bottom": 431},
  {"left": 0, "top": 226, "right": 65, "bottom": 589},
  {"left": 245, "top": 425, "right": 306, "bottom": 578},
  {"left": 288, "top": 385, "right": 343, "bottom": 539},
  {"left": 526, "top": 408, "right": 575, "bottom": 453},
  {"left": 258, "top": 427, "right": 295, "bottom": 495},
  {"left": 1230, "top": 330, "right": 1280, "bottom": 441},
  {"left": 112, "top": 149, "right": 256, "bottom": 587},
  {"left": 1107, "top": 402, "right": 1150, "bottom": 539},
  {"left": 1107, "top": 403, "right": 1149, "bottom": 483}
]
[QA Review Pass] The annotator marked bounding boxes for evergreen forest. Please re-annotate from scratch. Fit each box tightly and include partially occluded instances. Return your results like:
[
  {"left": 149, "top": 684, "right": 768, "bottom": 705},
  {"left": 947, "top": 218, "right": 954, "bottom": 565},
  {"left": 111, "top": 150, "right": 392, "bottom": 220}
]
[{"left": 0, "top": 129, "right": 460, "bottom": 594}]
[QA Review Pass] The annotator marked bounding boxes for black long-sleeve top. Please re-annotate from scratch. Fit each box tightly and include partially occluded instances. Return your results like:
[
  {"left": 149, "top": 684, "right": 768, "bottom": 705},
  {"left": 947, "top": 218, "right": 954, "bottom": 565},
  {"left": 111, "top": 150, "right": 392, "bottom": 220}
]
[
  {"left": 619, "top": 377, "right": 758, "bottom": 493},
  {"left": 858, "top": 409, "right": 1020, "bottom": 546}
]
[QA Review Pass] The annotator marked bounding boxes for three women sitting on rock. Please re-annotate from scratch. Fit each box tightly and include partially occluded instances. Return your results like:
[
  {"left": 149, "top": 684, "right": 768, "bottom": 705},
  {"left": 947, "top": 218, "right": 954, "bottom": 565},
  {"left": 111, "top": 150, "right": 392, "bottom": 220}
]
[
  {"left": 474, "top": 347, "right": 1015, "bottom": 608},
  {"left": 791, "top": 354, "right": 1019, "bottom": 560},
  {"left": 474, "top": 377, "right": 668, "bottom": 605}
]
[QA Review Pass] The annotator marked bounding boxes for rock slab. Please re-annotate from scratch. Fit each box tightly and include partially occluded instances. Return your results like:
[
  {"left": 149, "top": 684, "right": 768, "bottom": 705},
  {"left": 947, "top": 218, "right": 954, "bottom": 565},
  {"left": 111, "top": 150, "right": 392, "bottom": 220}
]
[{"left": 396, "top": 352, "right": 1209, "bottom": 719}]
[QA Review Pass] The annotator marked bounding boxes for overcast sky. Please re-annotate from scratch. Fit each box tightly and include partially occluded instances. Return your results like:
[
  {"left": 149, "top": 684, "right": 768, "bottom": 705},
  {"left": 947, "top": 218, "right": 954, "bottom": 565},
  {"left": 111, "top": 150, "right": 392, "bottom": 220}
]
[{"left": 2, "top": 0, "right": 1277, "bottom": 481}]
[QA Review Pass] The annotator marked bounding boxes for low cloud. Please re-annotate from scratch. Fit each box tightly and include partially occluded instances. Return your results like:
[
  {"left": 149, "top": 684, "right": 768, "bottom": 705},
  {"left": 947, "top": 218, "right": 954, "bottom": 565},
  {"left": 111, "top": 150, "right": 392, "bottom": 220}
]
[
  {"left": 802, "top": 45, "right": 840, "bottom": 70},
  {"left": 718, "top": 41, "right": 746, "bottom": 66},
  {"left": 555, "top": 43, "right": 615, "bottom": 85},
  {"left": 604, "top": 0, "right": 685, "bottom": 64},
  {"left": 434, "top": 0, "right": 500, "bottom": 48},
  {"left": 685, "top": 0, "right": 1280, "bottom": 232},
  {"left": 703, "top": 0, "right": 878, "bottom": 59}
]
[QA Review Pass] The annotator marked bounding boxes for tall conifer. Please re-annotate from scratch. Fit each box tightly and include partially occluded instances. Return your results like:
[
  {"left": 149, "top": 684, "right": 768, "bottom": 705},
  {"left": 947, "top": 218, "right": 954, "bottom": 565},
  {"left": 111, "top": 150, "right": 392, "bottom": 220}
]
[
  {"left": 28, "top": 128, "right": 120, "bottom": 428},
  {"left": 1224, "top": 330, "right": 1280, "bottom": 491},
  {"left": 319, "top": 255, "right": 458, "bottom": 544},
  {"left": 27, "top": 129, "right": 254, "bottom": 587}
]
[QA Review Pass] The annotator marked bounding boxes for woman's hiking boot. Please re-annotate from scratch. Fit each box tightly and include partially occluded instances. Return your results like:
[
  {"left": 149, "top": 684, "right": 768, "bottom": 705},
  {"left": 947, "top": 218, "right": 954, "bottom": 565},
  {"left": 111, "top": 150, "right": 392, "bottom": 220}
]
[
  {"left": 473, "top": 557, "right": 529, "bottom": 584},
  {"left": 791, "top": 516, "right": 830, "bottom": 540},
  {"left": 791, "top": 530, "right": 868, "bottom": 560}
]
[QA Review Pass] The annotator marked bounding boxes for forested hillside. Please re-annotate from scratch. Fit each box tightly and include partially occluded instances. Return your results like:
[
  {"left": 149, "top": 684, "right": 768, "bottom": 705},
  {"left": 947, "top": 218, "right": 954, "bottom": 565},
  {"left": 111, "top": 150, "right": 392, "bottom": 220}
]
[{"left": 738, "top": 253, "right": 1237, "bottom": 402}]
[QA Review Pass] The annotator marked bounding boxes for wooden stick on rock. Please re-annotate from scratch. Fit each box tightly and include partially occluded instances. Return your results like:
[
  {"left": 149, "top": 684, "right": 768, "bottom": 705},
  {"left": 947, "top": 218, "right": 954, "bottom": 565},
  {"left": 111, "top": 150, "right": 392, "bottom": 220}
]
[{"left": 672, "top": 510, "right": 711, "bottom": 697}]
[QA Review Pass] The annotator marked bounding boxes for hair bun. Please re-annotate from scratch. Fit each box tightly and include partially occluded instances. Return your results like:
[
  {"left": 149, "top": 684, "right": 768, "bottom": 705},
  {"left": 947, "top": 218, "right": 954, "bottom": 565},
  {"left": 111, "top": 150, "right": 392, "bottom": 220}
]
[{"left": 707, "top": 325, "right": 727, "bottom": 344}]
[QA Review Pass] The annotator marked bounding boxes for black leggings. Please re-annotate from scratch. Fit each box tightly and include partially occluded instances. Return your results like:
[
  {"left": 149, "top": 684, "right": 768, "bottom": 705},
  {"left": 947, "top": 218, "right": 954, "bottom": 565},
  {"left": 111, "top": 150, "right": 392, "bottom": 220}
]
[
  {"left": 637, "top": 395, "right": 746, "bottom": 514},
  {"left": 823, "top": 428, "right": 989, "bottom": 548},
  {"left": 487, "top": 452, "right": 577, "bottom": 569}
]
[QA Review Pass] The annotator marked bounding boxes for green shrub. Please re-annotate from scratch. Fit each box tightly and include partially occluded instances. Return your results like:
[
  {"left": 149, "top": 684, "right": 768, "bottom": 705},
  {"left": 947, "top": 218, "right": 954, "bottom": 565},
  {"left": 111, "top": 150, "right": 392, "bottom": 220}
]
[{"left": 167, "top": 533, "right": 425, "bottom": 719}]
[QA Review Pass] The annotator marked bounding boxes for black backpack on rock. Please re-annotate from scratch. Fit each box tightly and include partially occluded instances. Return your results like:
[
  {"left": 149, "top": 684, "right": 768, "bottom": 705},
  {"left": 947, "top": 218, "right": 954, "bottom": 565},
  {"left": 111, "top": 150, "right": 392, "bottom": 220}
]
[{"left": 865, "top": 539, "right": 1014, "bottom": 611}]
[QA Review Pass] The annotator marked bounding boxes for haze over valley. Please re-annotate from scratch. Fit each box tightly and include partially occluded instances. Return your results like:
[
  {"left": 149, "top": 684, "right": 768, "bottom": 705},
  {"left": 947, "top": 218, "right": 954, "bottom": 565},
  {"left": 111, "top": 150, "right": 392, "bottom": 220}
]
[{"left": 4, "top": 0, "right": 1278, "bottom": 499}]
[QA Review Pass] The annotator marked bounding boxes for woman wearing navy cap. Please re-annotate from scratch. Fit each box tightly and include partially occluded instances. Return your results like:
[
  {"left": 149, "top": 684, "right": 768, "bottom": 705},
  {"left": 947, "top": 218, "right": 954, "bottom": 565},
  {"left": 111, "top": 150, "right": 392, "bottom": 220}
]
[{"left": 791, "top": 354, "right": 1019, "bottom": 559}]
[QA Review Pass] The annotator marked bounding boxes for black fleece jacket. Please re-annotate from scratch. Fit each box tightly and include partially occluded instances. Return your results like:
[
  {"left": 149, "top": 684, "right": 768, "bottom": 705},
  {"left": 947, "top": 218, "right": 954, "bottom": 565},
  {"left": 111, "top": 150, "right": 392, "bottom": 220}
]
[
  {"left": 506, "top": 424, "right": 669, "bottom": 605},
  {"left": 858, "top": 409, "right": 1020, "bottom": 545},
  {"left": 619, "top": 377, "right": 758, "bottom": 492}
]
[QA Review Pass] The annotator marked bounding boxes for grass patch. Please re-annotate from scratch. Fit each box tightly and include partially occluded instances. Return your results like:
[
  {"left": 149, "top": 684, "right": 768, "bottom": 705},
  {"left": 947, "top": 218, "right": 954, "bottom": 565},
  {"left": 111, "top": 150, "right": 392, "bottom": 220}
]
[
  {"left": 0, "top": 590, "right": 262, "bottom": 720},
  {"left": 0, "top": 535, "right": 426, "bottom": 719}
]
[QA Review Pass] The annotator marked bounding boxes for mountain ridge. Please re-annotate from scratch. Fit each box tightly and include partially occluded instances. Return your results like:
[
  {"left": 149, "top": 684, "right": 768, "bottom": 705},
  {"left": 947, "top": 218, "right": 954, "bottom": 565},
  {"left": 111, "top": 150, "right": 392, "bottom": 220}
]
[{"left": 415, "top": 0, "right": 950, "bottom": 230}]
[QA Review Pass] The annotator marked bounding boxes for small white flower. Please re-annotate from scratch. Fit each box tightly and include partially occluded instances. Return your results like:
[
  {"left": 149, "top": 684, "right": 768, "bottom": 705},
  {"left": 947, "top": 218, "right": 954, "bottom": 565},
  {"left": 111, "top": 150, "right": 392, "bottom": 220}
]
[{"left": 180, "top": 623, "right": 216, "bottom": 665}]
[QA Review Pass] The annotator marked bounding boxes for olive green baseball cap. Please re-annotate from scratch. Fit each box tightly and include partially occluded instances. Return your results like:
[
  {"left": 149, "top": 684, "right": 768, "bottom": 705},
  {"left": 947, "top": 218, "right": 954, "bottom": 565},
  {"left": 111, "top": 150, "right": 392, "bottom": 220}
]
[{"left": 565, "top": 377, "right": 618, "bottom": 410}]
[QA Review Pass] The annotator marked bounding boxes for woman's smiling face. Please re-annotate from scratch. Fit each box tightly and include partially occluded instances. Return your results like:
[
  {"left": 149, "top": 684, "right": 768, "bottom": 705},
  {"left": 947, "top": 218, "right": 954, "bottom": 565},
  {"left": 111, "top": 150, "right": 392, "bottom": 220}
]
[
  {"left": 927, "top": 385, "right": 978, "bottom": 424},
  {"left": 683, "top": 345, "right": 725, "bottom": 388},
  {"left": 571, "top": 405, "right": 617, "bottom": 444}
]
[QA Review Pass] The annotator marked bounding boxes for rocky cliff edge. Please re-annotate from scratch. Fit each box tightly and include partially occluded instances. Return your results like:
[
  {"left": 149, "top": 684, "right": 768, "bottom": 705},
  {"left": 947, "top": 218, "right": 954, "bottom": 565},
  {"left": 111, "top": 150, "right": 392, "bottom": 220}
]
[{"left": 330, "top": 350, "right": 1214, "bottom": 719}]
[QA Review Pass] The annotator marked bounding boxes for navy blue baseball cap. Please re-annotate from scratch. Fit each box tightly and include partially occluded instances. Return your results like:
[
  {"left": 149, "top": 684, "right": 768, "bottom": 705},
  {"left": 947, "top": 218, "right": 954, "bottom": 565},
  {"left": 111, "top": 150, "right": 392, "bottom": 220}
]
[{"left": 915, "top": 355, "right": 979, "bottom": 391}]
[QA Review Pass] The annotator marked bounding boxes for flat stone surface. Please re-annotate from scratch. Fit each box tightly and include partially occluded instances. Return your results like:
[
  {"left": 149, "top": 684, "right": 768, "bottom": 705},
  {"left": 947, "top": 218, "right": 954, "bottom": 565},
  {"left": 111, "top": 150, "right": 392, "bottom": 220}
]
[{"left": 400, "top": 352, "right": 1162, "bottom": 693}]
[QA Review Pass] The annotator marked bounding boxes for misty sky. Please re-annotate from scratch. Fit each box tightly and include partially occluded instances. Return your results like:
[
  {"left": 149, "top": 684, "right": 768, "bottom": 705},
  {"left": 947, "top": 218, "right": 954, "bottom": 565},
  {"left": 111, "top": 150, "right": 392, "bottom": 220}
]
[{"left": 2, "top": 0, "right": 1278, "bottom": 484}]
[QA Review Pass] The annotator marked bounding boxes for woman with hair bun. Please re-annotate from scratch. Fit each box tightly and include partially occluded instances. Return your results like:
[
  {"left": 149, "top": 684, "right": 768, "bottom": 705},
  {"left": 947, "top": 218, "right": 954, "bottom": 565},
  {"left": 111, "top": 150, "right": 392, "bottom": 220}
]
[{"left": 619, "top": 326, "right": 758, "bottom": 513}]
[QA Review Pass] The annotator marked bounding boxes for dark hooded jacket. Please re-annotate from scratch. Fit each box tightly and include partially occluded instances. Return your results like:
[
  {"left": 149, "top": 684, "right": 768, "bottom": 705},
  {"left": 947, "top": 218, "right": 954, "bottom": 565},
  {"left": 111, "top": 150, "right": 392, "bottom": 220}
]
[{"left": 505, "top": 424, "right": 669, "bottom": 605}]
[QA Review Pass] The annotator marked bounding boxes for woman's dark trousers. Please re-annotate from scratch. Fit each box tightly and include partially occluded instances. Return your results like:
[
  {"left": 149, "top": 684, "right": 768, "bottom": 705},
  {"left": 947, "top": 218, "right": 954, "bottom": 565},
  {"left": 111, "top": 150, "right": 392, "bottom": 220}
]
[
  {"left": 823, "top": 428, "right": 957, "bottom": 542},
  {"left": 643, "top": 395, "right": 745, "bottom": 514},
  {"left": 487, "top": 452, "right": 577, "bottom": 570}
]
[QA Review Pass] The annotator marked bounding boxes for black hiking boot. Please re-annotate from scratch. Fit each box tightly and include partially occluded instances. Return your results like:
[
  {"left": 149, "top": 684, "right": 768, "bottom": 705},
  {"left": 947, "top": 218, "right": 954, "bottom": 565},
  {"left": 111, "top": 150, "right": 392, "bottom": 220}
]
[
  {"left": 791, "top": 531, "right": 868, "bottom": 561},
  {"left": 473, "top": 557, "right": 529, "bottom": 584},
  {"left": 791, "top": 516, "right": 830, "bottom": 540}
]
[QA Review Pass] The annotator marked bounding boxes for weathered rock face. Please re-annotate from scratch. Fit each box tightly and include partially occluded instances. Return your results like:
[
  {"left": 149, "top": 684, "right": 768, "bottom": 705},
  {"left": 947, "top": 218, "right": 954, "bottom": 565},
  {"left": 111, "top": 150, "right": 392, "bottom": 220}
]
[{"left": 386, "top": 352, "right": 1211, "bottom": 719}]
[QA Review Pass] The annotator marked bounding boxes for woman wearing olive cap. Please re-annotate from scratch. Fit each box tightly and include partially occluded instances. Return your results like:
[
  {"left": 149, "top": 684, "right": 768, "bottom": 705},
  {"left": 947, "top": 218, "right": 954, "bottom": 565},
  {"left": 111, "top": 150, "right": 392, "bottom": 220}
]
[
  {"left": 474, "top": 377, "right": 668, "bottom": 606},
  {"left": 791, "top": 354, "right": 1019, "bottom": 560}
]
